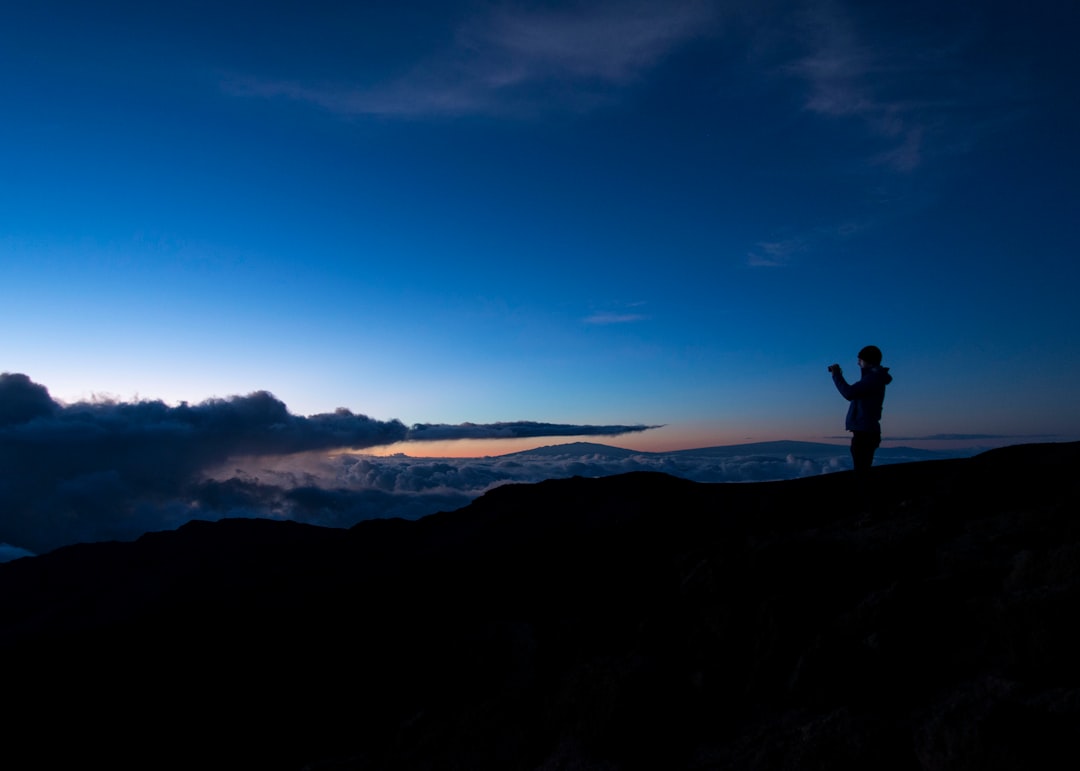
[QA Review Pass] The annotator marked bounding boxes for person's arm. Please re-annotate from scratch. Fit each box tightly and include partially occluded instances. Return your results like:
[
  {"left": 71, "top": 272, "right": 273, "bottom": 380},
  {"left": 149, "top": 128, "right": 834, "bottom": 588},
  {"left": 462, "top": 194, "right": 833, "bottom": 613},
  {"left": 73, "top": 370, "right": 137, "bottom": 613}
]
[{"left": 829, "top": 365, "right": 860, "bottom": 400}]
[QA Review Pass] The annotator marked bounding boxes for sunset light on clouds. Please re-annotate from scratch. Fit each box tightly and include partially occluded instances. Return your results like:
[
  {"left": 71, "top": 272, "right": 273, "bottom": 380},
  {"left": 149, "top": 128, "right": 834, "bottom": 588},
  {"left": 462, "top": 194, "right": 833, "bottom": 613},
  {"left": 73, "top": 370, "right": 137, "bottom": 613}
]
[{"left": 2, "top": 0, "right": 1078, "bottom": 462}]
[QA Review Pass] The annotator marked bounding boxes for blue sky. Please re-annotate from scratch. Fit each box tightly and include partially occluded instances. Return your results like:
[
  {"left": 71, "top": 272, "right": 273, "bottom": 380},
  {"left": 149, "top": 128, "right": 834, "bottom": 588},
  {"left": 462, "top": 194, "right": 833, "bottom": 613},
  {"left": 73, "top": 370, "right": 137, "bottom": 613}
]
[{"left": 2, "top": 0, "right": 1078, "bottom": 455}]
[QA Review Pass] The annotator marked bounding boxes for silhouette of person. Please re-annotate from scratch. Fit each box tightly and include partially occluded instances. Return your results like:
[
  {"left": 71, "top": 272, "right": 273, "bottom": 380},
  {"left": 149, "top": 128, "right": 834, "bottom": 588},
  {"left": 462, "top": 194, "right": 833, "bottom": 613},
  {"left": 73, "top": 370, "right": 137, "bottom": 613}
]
[{"left": 829, "top": 346, "right": 892, "bottom": 477}]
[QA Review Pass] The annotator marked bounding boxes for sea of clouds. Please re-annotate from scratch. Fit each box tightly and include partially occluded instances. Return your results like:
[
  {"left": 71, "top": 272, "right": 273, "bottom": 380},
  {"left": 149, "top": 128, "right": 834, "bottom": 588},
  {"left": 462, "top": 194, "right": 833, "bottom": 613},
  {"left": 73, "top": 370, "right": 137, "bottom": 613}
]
[
  {"left": 0, "top": 373, "right": 654, "bottom": 556},
  {"left": 1, "top": 373, "right": 966, "bottom": 560}
]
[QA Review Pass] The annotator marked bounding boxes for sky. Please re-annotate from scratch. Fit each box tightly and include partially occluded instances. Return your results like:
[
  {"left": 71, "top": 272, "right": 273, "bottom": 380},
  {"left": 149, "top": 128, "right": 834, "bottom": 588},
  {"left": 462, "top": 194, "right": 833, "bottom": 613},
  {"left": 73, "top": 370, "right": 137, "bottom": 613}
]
[{"left": 2, "top": 0, "right": 1079, "bottom": 461}]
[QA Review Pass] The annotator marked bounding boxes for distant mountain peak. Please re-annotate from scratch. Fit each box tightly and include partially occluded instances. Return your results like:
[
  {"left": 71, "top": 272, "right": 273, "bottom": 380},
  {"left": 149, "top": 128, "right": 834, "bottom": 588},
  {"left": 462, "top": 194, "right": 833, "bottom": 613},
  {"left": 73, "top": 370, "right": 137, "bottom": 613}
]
[{"left": 499, "top": 441, "right": 641, "bottom": 459}]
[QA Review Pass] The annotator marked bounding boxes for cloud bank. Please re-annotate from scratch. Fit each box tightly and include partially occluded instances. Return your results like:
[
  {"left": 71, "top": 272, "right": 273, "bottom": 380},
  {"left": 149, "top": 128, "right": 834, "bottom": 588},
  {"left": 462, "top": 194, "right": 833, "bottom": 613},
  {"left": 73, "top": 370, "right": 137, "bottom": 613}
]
[
  {"left": 0, "top": 373, "right": 651, "bottom": 555},
  {"left": 187, "top": 440, "right": 965, "bottom": 550},
  {"left": 1, "top": 374, "right": 978, "bottom": 562}
]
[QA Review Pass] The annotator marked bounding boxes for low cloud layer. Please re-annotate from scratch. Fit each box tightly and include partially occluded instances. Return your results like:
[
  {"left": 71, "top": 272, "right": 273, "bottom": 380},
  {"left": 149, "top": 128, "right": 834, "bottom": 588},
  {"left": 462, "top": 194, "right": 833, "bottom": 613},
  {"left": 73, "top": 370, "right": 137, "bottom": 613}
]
[
  {"left": 188, "top": 440, "right": 966, "bottom": 547},
  {"left": 1, "top": 374, "right": 978, "bottom": 562},
  {"left": 186, "top": 443, "right": 858, "bottom": 546},
  {"left": 0, "top": 373, "right": 651, "bottom": 555}
]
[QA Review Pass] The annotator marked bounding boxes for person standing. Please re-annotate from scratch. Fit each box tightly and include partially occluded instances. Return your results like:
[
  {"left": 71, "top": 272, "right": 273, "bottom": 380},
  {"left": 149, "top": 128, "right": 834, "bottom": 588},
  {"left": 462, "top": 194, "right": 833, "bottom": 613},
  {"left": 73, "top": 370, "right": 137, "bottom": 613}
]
[{"left": 829, "top": 346, "right": 892, "bottom": 475}]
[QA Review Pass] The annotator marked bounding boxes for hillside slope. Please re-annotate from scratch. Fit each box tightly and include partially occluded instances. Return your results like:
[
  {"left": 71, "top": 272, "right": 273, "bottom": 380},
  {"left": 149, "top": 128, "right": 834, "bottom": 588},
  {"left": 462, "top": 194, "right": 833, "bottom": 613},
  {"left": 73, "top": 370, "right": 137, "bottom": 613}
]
[{"left": 2, "top": 442, "right": 1078, "bottom": 770}]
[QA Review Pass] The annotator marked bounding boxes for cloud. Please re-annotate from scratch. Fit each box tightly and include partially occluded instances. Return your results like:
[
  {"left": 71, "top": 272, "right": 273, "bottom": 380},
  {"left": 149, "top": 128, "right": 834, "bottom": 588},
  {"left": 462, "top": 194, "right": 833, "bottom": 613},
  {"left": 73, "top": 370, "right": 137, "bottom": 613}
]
[
  {"left": 226, "top": 1, "right": 720, "bottom": 118},
  {"left": 186, "top": 476, "right": 475, "bottom": 531},
  {"left": 886, "top": 433, "right": 1058, "bottom": 442},
  {"left": 4, "top": 369, "right": 983, "bottom": 558},
  {"left": 747, "top": 237, "right": 805, "bottom": 267},
  {"left": 0, "top": 543, "right": 35, "bottom": 564},
  {"left": 0, "top": 372, "right": 58, "bottom": 426},
  {"left": 782, "top": 3, "right": 932, "bottom": 172},
  {"left": 0, "top": 373, "right": 655, "bottom": 554},
  {"left": 747, "top": 221, "right": 864, "bottom": 267},
  {"left": 583, "top": 311, "right": 649, "bottom": 324},
  {"left": 876, "top": 124, "right": 923, "bottom": 173},
  {"left": 473, "top": 0, "right": 718, "bottom": 83},
  {"left": 193, "top": 443, "right": 851, "bottom": 535},
  {"left": 193, "top": 439, "right": 966, "bottom": 531},
  {"left": 407, "top": 421, "right": 656, "bottom": 441}
]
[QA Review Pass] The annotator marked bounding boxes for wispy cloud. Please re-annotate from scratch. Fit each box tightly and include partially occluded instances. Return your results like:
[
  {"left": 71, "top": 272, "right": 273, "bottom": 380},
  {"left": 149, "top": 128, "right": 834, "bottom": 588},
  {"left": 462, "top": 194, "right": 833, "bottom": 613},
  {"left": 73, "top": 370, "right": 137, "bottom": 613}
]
[
  {"left": 227, "top": 1, "right": 720, "bottom": 118},
  {"left": 888, "top": 433, "right": 1058, "bottom": 442},
  {"left": 747, "top": 221, "right": 865, "bottom": 267},
  {"left": 584, "top": 311, "right": 649, "bottom": 324},
  {"left": 473, "top": 0, "right": 719, "bottom": 83},
  {"left": 747, "top": 237, "right": 806, "bottom": 267},
  {"left": 782, "top": 4, "right": 935, "bottom": 172}
]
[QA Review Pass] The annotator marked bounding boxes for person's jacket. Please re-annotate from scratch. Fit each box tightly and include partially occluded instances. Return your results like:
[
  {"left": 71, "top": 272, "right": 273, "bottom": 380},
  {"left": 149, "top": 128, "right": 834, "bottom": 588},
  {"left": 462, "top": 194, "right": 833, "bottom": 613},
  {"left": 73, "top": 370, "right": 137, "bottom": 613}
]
[{"left": 833, "top": 365, "right": 892, "bottom": 432}]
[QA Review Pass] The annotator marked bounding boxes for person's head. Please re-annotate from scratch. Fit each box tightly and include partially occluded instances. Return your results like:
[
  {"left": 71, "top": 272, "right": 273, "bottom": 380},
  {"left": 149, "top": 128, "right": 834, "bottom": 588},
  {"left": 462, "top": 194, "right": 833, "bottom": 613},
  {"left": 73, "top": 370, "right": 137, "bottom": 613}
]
[{"left": 857, "top": 345, "right": 883, "bottom": 367}]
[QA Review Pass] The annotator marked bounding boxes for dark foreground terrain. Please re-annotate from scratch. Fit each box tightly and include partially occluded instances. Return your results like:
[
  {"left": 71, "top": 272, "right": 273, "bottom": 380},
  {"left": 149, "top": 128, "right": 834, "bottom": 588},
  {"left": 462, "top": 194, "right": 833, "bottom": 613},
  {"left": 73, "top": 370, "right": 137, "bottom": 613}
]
[{"left": 2, "top": 442, "right": 1079, "bottom": 770}]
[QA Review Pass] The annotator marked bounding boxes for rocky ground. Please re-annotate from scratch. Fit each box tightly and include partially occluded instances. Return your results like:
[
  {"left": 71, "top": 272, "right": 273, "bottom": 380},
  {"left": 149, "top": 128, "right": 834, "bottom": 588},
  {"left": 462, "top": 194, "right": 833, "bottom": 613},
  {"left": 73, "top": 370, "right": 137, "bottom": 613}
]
[{"left": 2, "top": 442, "right": 1078, "bottom": 770}]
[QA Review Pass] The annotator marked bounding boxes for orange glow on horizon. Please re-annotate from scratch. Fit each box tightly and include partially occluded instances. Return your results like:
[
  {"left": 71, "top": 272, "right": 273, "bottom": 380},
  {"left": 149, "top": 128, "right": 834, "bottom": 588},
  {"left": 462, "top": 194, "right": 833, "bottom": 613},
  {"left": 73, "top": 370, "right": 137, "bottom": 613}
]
[{"left": 354, "top": 424, "right": 793, "bottom": 458}]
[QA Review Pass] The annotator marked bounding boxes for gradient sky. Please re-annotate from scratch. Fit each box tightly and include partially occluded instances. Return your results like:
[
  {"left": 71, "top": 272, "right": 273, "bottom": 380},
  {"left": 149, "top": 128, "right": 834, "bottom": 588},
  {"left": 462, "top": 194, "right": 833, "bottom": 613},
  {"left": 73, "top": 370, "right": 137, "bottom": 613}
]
[{"left": 2, "top": 0, "right": 1078, "bottom": 455}]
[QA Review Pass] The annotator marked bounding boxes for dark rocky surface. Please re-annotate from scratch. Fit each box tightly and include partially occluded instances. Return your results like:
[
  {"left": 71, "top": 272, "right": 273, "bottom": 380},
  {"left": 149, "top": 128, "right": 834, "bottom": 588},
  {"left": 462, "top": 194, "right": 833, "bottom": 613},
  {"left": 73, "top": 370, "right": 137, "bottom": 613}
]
[{"left": 2, "top": 442, "right": 1079, "bottom": 769}]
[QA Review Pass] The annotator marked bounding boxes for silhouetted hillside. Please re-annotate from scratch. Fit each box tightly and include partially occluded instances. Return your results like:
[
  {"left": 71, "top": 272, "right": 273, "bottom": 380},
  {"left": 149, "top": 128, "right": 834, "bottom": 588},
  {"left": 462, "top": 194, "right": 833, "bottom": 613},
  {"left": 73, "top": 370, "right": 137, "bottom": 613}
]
[{"left": 2, "top": 442, "right": 1078, "bottom": 770}]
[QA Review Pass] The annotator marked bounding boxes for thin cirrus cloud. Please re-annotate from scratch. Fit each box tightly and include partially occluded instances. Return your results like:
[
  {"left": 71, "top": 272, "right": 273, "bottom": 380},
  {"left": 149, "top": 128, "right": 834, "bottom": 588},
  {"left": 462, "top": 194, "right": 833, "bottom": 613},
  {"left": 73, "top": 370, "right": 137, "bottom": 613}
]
[
  {"left": 226, "top": 1, "right": 721, "bottom": 118},
  {"left": 583, "top": 311, "right": 649, "bottom": 325},
  {"left": 782, "top": 4, "right": 937, "bottom": 172},
  {"left": 747, "top": 238, "right": 805, "bottom": 268},
  {"left": 747, "top": 221, "right": 866, "bottom": 268},
  {"left": 0, "top": 373, "right": 654, "bottom": 555},
  {"left": 472, "top": 0, "right": 719, "bottom": 82}
]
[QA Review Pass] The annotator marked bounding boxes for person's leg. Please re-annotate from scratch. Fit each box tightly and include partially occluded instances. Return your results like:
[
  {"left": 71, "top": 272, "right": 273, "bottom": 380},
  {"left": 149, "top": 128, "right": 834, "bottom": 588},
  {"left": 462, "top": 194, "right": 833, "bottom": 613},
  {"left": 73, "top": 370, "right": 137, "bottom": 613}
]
[
  {"left": 850, "top": 431, "right": 881, "bottom": 473},
  {"left": 850, "top": 431, "right": 882, "bottom": 512}
]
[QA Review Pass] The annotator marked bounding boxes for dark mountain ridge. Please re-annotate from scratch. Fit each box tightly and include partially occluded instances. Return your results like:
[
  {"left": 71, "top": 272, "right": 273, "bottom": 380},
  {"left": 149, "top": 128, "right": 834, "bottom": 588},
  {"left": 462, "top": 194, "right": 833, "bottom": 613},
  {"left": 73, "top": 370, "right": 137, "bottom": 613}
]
[{"left": 2, "top": 442, "right": 1079, "bottom": 770}]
